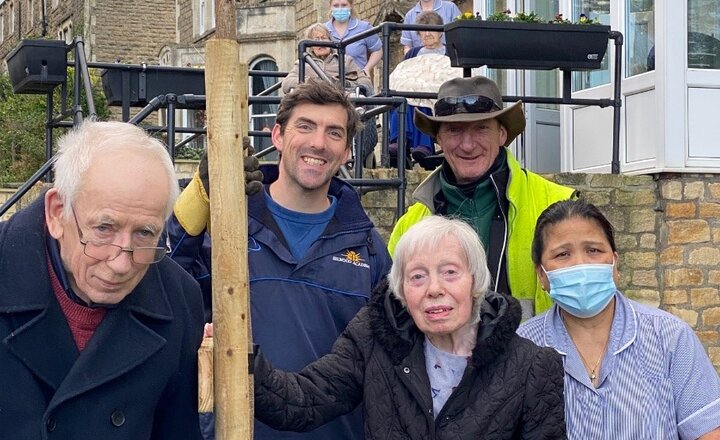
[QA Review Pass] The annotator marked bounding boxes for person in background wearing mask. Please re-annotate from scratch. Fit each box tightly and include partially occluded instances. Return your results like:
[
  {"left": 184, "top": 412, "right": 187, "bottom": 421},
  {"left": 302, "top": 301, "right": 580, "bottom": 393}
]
[
  {"left": 518, "top": 199, "right": 720, "bottom": 439},
  {"left": 400, "top": 0, "right": 460, "bottom": 54},
  {"left": 325, "top": 0, "right": 383, "bottom": 77}
]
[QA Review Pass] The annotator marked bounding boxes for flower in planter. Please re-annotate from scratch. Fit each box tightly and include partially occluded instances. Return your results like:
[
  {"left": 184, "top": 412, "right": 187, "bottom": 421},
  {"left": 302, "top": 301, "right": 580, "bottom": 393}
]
[
  {"left": 551, "top": 13, "right": 572, "bottom": 24},
  {"left": 456, "top": 11, "right": 477, "bottom": 20},
  {"left": 576, "top": 13, "right": 601, "bottom": 25},
  {"left": 454, "top": 10, "right": 602, "bottom": 25}
]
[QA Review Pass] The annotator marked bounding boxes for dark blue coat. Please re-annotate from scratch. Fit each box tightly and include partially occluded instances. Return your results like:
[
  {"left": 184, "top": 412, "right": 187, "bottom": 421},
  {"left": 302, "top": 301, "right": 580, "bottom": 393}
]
[
  {"left": 167, "top": 172, "right": 392, "bottom": 440},
  {"left": 0, "top": 196, "right": 204, "bottom": 440}
]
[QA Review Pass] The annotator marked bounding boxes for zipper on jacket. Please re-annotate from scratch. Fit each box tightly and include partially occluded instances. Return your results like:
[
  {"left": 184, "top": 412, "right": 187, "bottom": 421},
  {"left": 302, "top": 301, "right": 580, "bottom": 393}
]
[{"left": 489, "top": 174, "right": 508, "bottom": 292}]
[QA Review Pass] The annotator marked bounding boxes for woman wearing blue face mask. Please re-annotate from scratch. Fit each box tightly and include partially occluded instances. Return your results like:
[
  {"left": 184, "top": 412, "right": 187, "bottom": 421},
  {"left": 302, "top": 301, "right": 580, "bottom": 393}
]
[
  {"left": 518, "top": 199, "right": 720, "bottom": 439},
  {"left": 324, "top": 0, "right": 382, "bottom": 77}
]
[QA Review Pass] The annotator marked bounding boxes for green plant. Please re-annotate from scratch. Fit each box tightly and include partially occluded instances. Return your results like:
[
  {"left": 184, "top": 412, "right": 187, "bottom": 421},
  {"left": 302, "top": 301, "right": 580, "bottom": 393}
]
[
  {"left": 458, "top": 10, "right": 601, "bottom": 25},
  {"left": 514, "top": 11, "right": 542, "bottom": 23},
  {"left": 487, "top": 9, "right": 512, "bottom": 22},
  {"left": 0, "top": 68, "right": 109, "bottom": 185}
]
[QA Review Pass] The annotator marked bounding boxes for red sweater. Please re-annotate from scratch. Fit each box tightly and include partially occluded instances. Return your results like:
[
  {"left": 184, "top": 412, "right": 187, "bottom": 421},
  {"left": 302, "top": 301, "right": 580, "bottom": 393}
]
[{"left": 47, "top": 257, "right": 106, "bottom": 351}]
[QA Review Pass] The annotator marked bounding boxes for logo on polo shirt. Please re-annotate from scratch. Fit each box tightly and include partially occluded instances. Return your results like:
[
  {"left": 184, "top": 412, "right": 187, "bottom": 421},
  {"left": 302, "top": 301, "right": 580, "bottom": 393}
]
[{"left": 332, "top": 250, "right": 370, "bottom": 269}]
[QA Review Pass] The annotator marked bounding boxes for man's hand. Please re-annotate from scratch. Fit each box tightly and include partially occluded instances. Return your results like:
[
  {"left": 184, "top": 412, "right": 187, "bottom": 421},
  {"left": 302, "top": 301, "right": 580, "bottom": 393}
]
[{"left": 199, "top": 137, "right": 264, "bottom": 196}]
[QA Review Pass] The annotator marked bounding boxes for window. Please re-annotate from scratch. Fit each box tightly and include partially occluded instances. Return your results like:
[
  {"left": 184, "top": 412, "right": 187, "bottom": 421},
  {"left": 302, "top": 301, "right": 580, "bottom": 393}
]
[
  {"left": 28, "top": 0, "right": 33, "bottom": 29},
  {"left": 688, "top": 0, "right": 720, "bottom": 69},
  {"left": 626, "top": 0, "right": 654, "bottom": 75},
  {"left": 198, "top": 0, "right": 205, "bottom": 34},
  {"left": 0, "top": 13, "right": 4, "bottom": 42},
  {"left": 57, "top": 20, "right": 72, "bottom": 44},
  {"left": 197, "top": 0, "right": 215, "bottom": 36},
  {"left": 249, "top": 58, "right": 280, "bottom": 160},
  {"left": 9, "top": 2, "right": 14, "bottom": 34},
  {"left": 571, "top": 0, "right": 610, "bottom": 90}
]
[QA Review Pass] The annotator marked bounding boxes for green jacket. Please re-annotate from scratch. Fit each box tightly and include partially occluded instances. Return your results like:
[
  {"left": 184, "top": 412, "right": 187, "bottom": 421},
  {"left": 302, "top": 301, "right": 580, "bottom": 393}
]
[{"left": 388, "top": 148, "right": 575, "bottom": 317}]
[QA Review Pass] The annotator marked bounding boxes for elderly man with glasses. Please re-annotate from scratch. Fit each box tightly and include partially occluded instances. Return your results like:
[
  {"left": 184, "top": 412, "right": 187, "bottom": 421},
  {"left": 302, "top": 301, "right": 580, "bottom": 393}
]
[
  {"left": 388, "top": 76, "right": 577, "bottom": 320},
  {"left": 0, "top": 121, "right": 205, "bottom": 439}
]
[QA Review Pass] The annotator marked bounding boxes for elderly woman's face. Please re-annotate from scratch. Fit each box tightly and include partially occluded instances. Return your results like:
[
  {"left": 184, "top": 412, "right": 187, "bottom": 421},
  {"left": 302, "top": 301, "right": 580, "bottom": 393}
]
[
  {"left": 402, "top": 237, "right": 474, "bottom": 338},
  {"left": 309, "top": 31, "right": 332, "bottom": 58},
  {"left": 419, "top": 30, "right": 442, "bottom": 49},
  {"left": 535, "top": 216, "right": 619, "bottom": 291}
]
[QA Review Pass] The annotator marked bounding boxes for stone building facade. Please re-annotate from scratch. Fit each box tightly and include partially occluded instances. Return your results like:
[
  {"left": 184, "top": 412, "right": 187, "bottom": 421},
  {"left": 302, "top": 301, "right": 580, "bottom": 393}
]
[
  {"left": 170, "top": 0, "right": 297, "bottom": 71},
  {"left": 0, "top": 0, "right": 176, "bottom": 66}
]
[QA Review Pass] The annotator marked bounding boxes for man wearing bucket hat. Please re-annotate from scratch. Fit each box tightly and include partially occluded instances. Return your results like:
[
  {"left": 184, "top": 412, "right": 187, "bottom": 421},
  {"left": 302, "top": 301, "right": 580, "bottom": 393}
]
[{"left": 387, "top": 75, "right": 576, "bottom": 319}]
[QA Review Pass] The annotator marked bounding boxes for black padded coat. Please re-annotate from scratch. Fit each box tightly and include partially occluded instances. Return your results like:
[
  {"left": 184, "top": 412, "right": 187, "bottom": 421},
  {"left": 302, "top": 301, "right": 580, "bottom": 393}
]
[{"left": 255, "top": 281, "right": 566, "bottom": 439}]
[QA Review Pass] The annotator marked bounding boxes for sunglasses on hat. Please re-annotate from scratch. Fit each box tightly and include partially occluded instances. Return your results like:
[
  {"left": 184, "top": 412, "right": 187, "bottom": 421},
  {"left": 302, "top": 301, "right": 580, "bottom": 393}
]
[{"left": 434, "top": 95, "right": 501, "bottom": 117}]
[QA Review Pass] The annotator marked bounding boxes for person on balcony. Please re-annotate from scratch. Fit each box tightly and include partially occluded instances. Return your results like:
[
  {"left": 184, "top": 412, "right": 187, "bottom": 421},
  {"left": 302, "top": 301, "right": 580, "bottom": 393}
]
[
  {"left": 388, "top": 76, "right": 577, "bottom": 320},
  {"left": 282, "top": 23, "right": 372, "bottom": 96},
  {"left": 400, "top": 0, "right": 460, "bottom": 54},
  {"left": 389, "top": 10, "right": 449, "bottom": 169},
  {"left": 0, "top": 121, "right": 205, "bottom": 439},
  {"left": 324, "top": 0, "right": 383, "bottom": 78}
]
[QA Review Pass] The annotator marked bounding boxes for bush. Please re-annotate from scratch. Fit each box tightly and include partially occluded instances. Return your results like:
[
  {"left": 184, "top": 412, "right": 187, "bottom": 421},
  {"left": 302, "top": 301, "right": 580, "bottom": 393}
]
[{"left": 0, "top": 69, "right": 109, "bottom": 185}]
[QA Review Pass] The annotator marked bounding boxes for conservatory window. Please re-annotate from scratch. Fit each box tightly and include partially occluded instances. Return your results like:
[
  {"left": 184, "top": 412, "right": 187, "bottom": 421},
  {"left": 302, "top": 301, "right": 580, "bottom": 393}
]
[
  {"left": 571, "top": 0, "right": 610, "bottom": 90},
  {"left": 687, "top": 0, "right": 720, "bottom": 69},
  {"left": 626, "top": 0, "right": 654, "bottom": 75}
]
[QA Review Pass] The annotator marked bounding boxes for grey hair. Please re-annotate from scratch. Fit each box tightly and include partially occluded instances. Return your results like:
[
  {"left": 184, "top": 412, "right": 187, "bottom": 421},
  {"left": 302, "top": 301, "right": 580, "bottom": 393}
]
[
  {"left": 305, "top": 23, "right": 331, "bottom": 40},
  {"left": 53, "top": 120, "right": 180, "bottom": 219},
  {"left": 388, "top": 215, "right": 491, "bottom": 325}
]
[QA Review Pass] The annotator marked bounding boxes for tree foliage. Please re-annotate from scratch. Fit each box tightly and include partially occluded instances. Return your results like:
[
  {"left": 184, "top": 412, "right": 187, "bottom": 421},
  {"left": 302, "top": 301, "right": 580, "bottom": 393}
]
[{"left": 0, "top": 69, "right": 109, "bottom": 184}]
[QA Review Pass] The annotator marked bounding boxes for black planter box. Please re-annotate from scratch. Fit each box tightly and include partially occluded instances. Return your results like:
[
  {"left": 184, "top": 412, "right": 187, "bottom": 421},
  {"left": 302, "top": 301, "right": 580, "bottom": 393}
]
[
  {"left": 5, "top": 39, "right": 69, "bottom": 94},
  {"left": 101, "top": 66, "right": 205, "bottom": 107},
  {"left": 445, "top": 21, "right": 610, "bottom": 70}
]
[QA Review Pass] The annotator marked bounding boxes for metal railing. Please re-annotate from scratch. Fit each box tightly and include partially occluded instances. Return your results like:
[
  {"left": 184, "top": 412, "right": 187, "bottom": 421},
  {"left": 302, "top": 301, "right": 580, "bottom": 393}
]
[{"left": 1, "top": 22, "right": 623, "bottom": 219}]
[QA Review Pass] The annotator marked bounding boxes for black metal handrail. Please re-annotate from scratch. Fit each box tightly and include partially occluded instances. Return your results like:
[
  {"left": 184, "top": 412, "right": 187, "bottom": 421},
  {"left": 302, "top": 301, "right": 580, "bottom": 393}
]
[{"left": 1, "top": 22, "right": 623, "bottom": 220}]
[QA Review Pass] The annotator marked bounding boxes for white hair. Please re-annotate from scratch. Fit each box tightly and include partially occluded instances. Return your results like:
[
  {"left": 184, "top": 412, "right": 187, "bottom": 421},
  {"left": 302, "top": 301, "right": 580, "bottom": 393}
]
[
  {"left": 53, "top": 120, "right": 179, "bottom": 219},
  {"left": 388, "top": 215, "right": 492, "bottom": 325}
]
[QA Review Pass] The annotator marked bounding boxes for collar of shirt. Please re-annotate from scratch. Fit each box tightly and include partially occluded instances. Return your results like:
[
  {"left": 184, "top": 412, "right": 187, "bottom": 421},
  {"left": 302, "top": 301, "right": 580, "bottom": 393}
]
[
  {"left": 412, "top": 0, "right": 443, "bottom": 13},
  {"left": 542, "top": 292, "right": 638, "bottom": 391},
  {"left": 326, "top": 17, "right": 360, "bottom": 39}
]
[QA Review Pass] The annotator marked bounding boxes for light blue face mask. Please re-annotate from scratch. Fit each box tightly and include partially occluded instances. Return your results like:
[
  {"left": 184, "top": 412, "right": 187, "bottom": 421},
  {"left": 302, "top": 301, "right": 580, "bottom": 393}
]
[
  {"left": 331, "top": 7, "right": 352, "bottom": 23},
  {"left": 542, "top": 262, "right": 617, "bottom": 319}
]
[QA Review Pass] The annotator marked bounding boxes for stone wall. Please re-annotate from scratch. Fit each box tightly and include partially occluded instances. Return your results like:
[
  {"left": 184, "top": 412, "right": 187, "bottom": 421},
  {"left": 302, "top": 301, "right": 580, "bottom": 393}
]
[
  {"left": 0, "top": 0, "right": 176, "bottom": 66},
  {"left": 2, "top": 167, "right": 718, "bottom": 370},
  {"left": 88, "top": 0, "right": 176, "bottom": 63}
]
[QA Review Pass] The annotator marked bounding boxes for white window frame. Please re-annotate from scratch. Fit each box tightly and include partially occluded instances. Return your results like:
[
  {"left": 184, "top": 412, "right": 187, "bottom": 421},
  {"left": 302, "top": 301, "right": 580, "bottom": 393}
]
[
  {"left": 57, "top": 19, "right": 72, "bottom": 43},
  {"left": 196, "top": 0, "right": 215, "bottom": 36}
]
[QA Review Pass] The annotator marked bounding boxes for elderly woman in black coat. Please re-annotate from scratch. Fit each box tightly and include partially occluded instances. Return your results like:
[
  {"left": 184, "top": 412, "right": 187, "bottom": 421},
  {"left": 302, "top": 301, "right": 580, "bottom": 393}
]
[{"left": 254, "top": 215, "right": 566, "bottom": 439}]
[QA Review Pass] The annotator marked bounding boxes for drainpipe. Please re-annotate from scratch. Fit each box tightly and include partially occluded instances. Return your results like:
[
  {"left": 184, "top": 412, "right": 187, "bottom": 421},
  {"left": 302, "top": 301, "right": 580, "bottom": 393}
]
[{"left": 40, "top": 0, "right": 47, "bottom": 37}]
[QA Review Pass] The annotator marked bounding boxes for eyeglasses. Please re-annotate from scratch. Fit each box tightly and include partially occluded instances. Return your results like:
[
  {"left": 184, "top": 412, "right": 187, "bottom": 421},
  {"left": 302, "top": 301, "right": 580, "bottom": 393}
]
[
  {"left": 71, "top": 206, "right": 167, "bottom": 265},
  {"left": 434, "top": 95, "right": 501, "bottom": 117}
]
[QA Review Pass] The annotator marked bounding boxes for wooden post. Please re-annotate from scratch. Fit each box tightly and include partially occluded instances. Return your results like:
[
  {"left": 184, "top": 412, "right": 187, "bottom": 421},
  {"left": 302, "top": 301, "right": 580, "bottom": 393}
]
[
  {"left": 204, "top": 0, "right": 253, "bottom": 438},
  {"left": 198, "top": 338, "right": 214, "bottom": 413}
]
